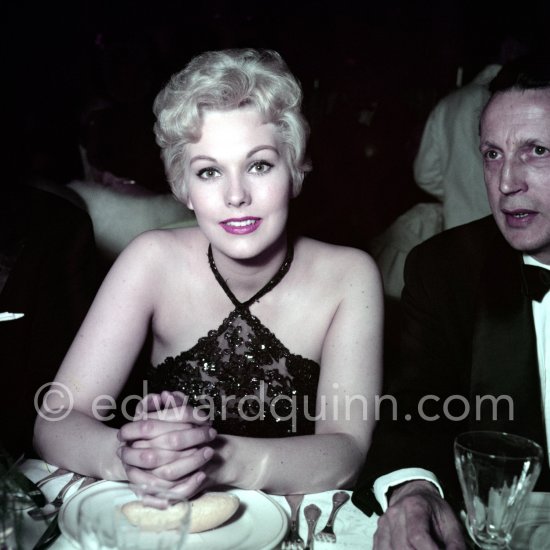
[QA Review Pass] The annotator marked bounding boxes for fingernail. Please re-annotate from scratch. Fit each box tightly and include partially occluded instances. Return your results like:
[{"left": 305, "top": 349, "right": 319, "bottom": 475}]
[
  {"left": 196, "top": 471, "right": 206, "bottom": 485},
  {"left": 208, "top": 428, "right": 217, "bottom": 439},
  {"left": 203, "top": 447, "right": 214, "bottom": 460}
]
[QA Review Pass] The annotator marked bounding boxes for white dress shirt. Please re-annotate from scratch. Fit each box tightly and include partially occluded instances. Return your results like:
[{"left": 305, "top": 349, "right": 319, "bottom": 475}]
[{"left": 524, "top": 255, "right": 549, "bottom": 461}]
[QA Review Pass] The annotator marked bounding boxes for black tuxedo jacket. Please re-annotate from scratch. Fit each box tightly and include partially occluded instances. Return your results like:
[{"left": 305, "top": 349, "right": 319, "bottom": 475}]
[
  {"left": 0, "top": 187, "right": 99, "bottom": 457},
  {"left": 353, "top": 216, "right": 549, "bottom": 515}
]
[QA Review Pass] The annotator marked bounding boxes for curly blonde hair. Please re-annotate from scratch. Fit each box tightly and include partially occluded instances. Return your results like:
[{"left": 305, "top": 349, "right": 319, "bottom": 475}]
[{"left": 153, "top": 48, "right": 311, "bottom": 202}]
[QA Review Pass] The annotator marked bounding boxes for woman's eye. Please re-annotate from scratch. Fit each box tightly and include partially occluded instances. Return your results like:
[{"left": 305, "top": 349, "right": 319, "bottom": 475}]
[
  {"left": 249, "top": 160, "right": 274, "bottom": 174},
  {"left": 533, "top": 145, "right": 548, "bottom": 156},
  {"left": 197, "top": 167, "right": 220, "bottom": 179}
]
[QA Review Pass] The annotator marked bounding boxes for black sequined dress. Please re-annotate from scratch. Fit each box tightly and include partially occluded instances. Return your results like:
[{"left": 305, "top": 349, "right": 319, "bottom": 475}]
[{"left": 146, "top": 243, "right": 320, "bottom": 437}]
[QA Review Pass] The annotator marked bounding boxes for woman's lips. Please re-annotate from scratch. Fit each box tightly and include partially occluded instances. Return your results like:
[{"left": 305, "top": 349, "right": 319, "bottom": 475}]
[
  {"left": 220, "top": 217, "right": 262, "bottom": 235},
  {"left": 502, "top": 209, "right": 538, "bottom": 228}
]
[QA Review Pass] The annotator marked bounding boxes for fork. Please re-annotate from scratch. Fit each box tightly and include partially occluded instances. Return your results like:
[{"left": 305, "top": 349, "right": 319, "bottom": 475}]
[
  {"left": 303, "top": 504, "right": 321, "bottom": 550},
  {"left": 28, "top": 473, "right": 84, "bottom": 520},
  {"left": 282, "top": 494, "right": 305, "bottom": 549},
  {"left": 314, "top": 491, "right": 350, "bottom": 543},
  {"left": 36, "top": 468, "right": 71, "bottom": 489}
]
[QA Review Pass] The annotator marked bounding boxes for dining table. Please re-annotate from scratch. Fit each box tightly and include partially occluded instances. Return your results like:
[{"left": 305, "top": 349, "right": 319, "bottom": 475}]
[
  {"left": 14, "top": 459, "right": 380, "bottom": 549},
  {"left": 12, "top": 460, "right": 550, "bottom": 549}
]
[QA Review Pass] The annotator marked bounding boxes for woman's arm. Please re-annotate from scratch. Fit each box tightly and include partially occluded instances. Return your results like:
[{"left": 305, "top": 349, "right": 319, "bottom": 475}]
[{"left": 33, "top": 232, "right": 215, "bottom": 483}]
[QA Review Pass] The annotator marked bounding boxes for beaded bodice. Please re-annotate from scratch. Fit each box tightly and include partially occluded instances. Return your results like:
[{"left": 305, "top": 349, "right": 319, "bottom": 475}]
[{"left": 146, "top": 243, "right": 320, "bottom": 437}]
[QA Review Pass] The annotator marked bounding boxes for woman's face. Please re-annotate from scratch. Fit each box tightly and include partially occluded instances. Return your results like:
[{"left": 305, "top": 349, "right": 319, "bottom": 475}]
[{"left": 185, "top": 107, "right": 291, "bottom": 261}]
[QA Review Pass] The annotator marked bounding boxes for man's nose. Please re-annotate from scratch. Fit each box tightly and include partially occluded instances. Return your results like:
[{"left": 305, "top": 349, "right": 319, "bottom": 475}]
[{"left": 498, "top": 159, "right": 528, "bottom": 195}]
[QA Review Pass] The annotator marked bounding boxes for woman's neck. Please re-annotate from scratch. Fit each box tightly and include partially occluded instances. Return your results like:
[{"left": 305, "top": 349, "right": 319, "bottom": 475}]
[{"left": 209, "top": 234, "right": 289, "bottom": 303}]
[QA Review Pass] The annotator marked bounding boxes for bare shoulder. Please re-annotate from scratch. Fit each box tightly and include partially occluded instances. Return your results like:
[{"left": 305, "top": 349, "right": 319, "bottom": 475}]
[
  {"left": 295, "top": 237, "right": 381, "bottom": 285},
  {"left": 116, "top": 226, "right": 206, "bottom": 269}
]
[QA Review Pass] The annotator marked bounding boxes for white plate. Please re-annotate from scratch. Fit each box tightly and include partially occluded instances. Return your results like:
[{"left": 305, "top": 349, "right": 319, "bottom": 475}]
[{"left": 59, "top": 481, "right": 288, "bottom": 550}]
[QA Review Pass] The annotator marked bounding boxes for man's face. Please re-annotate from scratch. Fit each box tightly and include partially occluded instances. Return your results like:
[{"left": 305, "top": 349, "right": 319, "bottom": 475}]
[{"left": 481, "top": 88, "right": 550, "bottom": 264}]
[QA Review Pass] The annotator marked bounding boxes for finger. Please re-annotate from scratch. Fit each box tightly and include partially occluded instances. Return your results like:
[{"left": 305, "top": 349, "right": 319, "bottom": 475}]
[
  {"left": 140, "top": 405, "right": 212, "bottom": 425},
  {"left": 132, "top": 426, "right": 217, "bottom": 451},
  {"left": 160, "top": 390, "right": 187, "bottom": 408},
  {"left": 152, "top": 447, "right": 215, "bottom": 482},
  {"left": 373, "top": 522, "right": 392, "bottom": 549},
  {"left": 118, "top": 418, "right": 201, "bottom": 443},
  {"left": 135, "top": 393, "right": 211, "bottom": 424},
  {"left": 119, "top": 444, "right": 183, "bottom": 470},
  {"left": 125, "top": 466, "right": 176, "bottom": 490},
  {"left": 434, "top": 515, "right": 466, "bottom": 550},
  {"left": 119, "top": 419, "right": 177, "bottom": 442},
  {"left": 158, "top": 470, "right": 207, "bottom": 500},
  {"left": 126, "top": 469, "right": 207, "bottom": 501},
  {"left": 382, "top": 505, "right": 441, "bottom": 550},
  {"left": 134, "top": 393, "right": 164, "bottom": 418}
]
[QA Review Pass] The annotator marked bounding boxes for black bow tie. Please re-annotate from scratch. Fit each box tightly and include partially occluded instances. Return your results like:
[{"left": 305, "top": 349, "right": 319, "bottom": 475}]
[{"left": 523, "top": 265, "right": 550, "bottom": 302}]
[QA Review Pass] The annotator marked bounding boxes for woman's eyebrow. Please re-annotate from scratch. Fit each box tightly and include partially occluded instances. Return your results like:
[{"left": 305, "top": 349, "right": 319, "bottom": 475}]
[
  {"left": 189, "top": 145, "right": 279, "bottom": 165},
  {"left": 189, "top": 155, "right": 217, "bottom": 165},
  {"left": 246, "top": 145, "right": 279, "bottom": 158}
]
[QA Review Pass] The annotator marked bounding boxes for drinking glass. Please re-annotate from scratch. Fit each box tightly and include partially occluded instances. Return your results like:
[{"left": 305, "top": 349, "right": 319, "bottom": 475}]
[
  {"left": 77, "top": 484, "right": 191, "bottom": 550},
  {"left": 454, "top": 431, "right": 542, "bottom": 549}
]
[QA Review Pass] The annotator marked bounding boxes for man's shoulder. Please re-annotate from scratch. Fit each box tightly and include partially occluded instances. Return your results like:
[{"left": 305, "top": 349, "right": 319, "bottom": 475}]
[
  {"left": 405, "top": 216, "right": 503, "bottom": 282},
  {"left": 413, "top": 216, "right": 498, "bottom": 259}
]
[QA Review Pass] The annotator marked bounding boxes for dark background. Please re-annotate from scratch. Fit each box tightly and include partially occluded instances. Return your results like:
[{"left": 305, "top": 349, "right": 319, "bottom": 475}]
[{"left": 5, "top": 0, "right": 549, "bottom": 247}]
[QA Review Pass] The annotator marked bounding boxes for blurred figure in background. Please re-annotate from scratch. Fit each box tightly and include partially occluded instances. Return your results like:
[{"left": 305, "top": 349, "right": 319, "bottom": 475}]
[
  {"left": 414, "top": 35, "right": 529, "bottom": 230},
  {"left": 32, "top": 31, "right": 197, "bottom": 275},
  {"left": 369, "top": 34, "right": 531, "bottom": 299},
  {"left": 0, "top": 186, "right": 99, "bottom": 458}
]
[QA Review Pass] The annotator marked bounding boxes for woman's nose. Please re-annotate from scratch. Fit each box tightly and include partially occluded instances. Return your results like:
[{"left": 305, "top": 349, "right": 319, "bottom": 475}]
[{"left": 225, "top": 176, "right": 250, "bottom": 207}]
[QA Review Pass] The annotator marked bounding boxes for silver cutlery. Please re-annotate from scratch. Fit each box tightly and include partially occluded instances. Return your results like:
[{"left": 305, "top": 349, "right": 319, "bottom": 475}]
[
  {"left": 31, "top": 477, "right": 98, "bottom": 549},
  {"left": 314, "top": 491, "right": 350, "bottom": 543},
  {"left": 28, "top": 473, "right": 84, "bottom": 520},
  {"left": 282, "top": 494, "right": 305, "bottom": 549},
  {"left": 36, "top": 468, "right": 71, "bottom": 489},
  {"left": 303, "top": 504, "right": 321, "bottom": 550}
]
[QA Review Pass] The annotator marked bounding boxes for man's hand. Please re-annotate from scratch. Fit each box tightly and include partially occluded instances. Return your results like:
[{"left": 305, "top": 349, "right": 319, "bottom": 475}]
[{"left": 373, "top": 480, "right": 466, "bottom": 549}]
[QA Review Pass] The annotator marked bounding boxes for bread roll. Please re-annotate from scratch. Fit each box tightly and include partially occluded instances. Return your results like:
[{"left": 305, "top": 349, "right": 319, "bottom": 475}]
[
  {"left": 189, "top": 492, "right": 240, "bottom": 533},
  {"left": 121, "top": 500, "right": 188, "bottom": 532},
  {"left": 121, "top": 492, "right": 240, "bottom": 534}
]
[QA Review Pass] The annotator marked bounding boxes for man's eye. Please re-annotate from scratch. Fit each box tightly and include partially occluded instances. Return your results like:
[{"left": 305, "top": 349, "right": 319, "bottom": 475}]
[
  {"left": 249, "top": 161, "right": 273, "bottom": 174},
  {"left": 197, "top": 168, "right": 220, "bottom": 179},
  {"left": 484, "top": 150, "right": 499, "bottom": 160},
  {"left": 533, "top": 145, "right": 548, "bottom": 156}
]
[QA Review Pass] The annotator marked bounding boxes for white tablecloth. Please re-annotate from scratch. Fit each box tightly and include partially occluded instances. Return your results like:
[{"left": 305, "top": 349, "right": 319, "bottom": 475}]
[{"left": 17, "top": 459, "right": 378, "bottom": 549}]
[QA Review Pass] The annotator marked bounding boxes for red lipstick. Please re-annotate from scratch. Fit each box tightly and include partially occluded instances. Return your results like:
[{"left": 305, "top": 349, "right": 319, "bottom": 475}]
[{"left": 220, "top": 217, "right": 261, "bottom": 235}]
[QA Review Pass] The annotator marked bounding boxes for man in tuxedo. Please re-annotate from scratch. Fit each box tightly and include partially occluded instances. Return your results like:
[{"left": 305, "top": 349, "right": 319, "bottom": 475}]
[
  {"left": 0, "top": 186, "right": 99, "bottom": 458},
  {"left": 352, "top": 56, "right": 550, "bottom": 548}
]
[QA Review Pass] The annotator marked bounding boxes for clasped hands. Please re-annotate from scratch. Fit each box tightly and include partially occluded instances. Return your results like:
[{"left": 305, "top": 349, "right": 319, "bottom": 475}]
[{"left": 117, "top": 391, "right": 217, "bottom": 497}]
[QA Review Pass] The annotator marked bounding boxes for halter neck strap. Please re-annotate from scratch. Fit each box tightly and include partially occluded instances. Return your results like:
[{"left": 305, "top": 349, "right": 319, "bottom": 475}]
[{"left": 207, "top": 242, "right": 294, "bottom": 309}]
